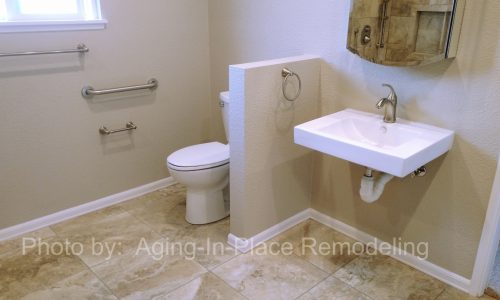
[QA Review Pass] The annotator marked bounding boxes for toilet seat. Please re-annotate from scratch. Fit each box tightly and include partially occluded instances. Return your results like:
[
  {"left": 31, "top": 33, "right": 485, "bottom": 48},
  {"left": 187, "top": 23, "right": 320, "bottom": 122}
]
[{"left": 167, "top": 142, "right": 229, "bottom": 171}]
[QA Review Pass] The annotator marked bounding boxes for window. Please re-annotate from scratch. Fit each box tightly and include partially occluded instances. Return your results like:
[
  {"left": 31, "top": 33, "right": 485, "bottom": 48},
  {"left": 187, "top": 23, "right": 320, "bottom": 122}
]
[{"left": 0, "top": 0, "right": 106, "bottom": 32}]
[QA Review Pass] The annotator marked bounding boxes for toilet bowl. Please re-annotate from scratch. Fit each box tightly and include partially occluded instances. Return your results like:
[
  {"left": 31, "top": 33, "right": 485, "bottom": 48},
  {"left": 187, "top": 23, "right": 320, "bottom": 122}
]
[{"left": 166, "top": 91, "right": 230, "bottom": 224}]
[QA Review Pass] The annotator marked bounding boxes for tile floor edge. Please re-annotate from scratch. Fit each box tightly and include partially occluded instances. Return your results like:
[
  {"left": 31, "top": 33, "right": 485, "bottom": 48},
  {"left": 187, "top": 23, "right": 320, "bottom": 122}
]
[{"left": 227, "top": 208, "right": 473, "bottom": 296}]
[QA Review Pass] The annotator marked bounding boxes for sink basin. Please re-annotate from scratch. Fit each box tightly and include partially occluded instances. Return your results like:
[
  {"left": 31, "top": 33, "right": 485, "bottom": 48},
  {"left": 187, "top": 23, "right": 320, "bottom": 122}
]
[{"left": 294, "top": 109, "right": 454, "bottom": 177}]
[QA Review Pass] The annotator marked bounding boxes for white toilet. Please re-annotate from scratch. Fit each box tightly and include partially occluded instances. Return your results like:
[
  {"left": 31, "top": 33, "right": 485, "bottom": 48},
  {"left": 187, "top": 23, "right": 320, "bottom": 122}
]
[{"left": 166, "top": 91, "right": 230, "bottom": 224}]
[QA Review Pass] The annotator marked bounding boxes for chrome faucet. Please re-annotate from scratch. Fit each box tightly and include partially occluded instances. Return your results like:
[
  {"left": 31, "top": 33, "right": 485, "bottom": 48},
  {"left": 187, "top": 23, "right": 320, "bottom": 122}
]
[{"left": 376, "top": 83, "right": 397, "bottom": 123}]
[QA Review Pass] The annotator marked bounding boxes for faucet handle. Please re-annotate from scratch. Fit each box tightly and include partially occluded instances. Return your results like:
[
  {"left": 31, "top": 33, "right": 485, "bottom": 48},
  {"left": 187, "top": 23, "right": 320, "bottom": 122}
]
[{"left": 376, "top": 98, "right": 387, "bottom": 109}]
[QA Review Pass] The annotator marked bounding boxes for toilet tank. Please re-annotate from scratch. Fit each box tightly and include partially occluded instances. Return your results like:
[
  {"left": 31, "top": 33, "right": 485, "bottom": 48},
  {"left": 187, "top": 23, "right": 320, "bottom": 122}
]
[{"left": 220, "top": 91, "right": 230, "bottom": 143}]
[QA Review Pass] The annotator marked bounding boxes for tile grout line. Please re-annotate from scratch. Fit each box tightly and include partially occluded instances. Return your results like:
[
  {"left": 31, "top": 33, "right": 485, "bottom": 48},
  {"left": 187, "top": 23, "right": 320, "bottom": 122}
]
[
  {"left": 329, "top": 253, "right": 445, "bottom": 300},
  {"left": 82, "top": 259, "right": 121, "bottom": 299},
  {"left": 224, "top": 219, "right": 363, "bottom": 299},
  {"left": 213, "top": 240, "right": 331, "bottom": 299},
  {"left": 47, "top": 224, "right": 121, "bottom": 299},
  {"left": 110, "top": 185, "right": 245, "bottom": 298},
  {"left": 114, "top": 201, "right": 217, "bottom": 298},
  {"left": 158, "top": 269, "right": 208, "bottom": 298},
  {"left": 113, "top": 189, "right": 177, "bottom": 239},
  {"left": 116, "top": 205, "right": 168, "bottom": 240},
  {"left": 46, "top": 186, "right": 193, "bottom": 299},
  {"left": 289, "top": 248, "right": 375, "bottom": 300},
  {"left": 114, "top": 185, "right": 220, "bottom": 253},
  {"left": 286, "top": 245, "right": 333, "bottom": 298},
  {"left": 292, "top": 272, "right": 376, "bottom": 300},
  {"left": 116, "top": 187, "right": 247, "bottom": 275},
  {"left": 433, "top": 288, "right": 447, "bottom": 300},
  {"left": 292, "top": 273, "right": 331, "bottom": 300},
  {"left": 330, "top": 255, "right": 386, "bottom": 300},
  {"left": 275, "top": 226, "right": 367, "bottom": 299},
  {"left": 203, "top": 251, "right": 242, "bottom": 272},
  {"left": 48, "top": 203, "right": 168, "bottom": 270},
  {"left": 208, "top": 269, "right": 250, "bottom": 300},
  {"left": 210, "top": 246, "right": 243, "bottom": 271}
]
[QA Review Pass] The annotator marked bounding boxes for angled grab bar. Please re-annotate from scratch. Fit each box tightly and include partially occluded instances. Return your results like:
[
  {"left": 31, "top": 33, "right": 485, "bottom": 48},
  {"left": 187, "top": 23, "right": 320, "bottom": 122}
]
[
  {"left": 0, "top": 43, "right": 89, "bottom": 57},
  {"left": 82, "top": 78, "right": 158, "bottom": 98}
]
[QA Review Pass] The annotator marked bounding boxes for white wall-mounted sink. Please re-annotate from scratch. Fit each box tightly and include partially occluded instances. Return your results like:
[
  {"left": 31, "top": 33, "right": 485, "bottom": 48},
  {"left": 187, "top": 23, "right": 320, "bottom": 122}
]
[{"left": 294, "top": 109, "right": 454, "bottom": 177}]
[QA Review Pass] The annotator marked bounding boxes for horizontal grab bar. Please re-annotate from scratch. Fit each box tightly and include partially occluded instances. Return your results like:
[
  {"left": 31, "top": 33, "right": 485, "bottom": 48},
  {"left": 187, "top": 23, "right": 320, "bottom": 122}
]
[
  {"left": 99, "top": 122, "right": 137, "bottom": 135},
  {"left": 0, "top": 43, "right": 89, "bottom": 57},
  {"left": 82, "top": 78, "right": 158, "bottom": 98}
]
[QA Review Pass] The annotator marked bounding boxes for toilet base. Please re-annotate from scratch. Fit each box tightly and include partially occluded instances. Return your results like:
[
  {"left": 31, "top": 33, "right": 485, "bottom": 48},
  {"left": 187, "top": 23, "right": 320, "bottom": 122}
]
[
  {"left": 167, "top": 160, "right": 230, "bottom": 225},
  {"left": 186, "top": 186, "right": 229, "bottom": 224}
]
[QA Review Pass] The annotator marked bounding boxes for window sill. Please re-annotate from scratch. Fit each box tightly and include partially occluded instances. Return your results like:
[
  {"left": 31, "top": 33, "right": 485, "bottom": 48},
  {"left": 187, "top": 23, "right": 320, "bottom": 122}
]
[{"left": 0, "top": 19, "right": 107, "bottom": 33}]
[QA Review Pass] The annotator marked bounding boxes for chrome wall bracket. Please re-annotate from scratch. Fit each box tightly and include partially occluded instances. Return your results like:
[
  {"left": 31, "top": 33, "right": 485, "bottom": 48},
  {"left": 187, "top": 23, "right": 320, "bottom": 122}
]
[{"left": 411, "top": 166, "right": 427, "bottom": 178}]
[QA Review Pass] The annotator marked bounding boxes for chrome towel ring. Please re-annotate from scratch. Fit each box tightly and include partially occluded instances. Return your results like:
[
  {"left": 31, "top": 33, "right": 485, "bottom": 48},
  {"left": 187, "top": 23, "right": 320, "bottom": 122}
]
[{"left": 281, "top": 68, "right": 302, "bottom": 101}]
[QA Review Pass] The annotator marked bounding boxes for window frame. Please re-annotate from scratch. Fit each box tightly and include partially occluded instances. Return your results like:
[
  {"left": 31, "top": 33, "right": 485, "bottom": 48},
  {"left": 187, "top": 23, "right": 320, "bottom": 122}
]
[
  {"left": 5, "top": 0, "right": 85, "bottom": 21},
  {"left": 0, "top": 0, "right": 106, "bottom": 33}
]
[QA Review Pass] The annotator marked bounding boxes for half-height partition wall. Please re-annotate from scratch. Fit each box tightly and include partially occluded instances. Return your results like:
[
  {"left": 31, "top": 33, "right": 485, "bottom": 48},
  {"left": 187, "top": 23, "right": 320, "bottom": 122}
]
[{"left": 228, "top": 55, "right": 320, "bottom": 244}]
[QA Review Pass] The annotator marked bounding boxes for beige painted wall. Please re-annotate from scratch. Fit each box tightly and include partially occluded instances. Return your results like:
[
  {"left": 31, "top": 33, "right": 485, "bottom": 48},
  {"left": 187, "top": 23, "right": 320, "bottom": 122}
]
[
  {"left": 209, "top": 0, "right": 500, "bottom": 278},
  {"left": 0, "top": 0, "right": 211, "bottom": 229}
]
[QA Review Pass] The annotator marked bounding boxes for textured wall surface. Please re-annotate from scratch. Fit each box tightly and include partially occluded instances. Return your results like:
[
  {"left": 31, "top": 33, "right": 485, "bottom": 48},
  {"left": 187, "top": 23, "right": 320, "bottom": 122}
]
[
  {"left": 0, "top": 0, "right": 212, "bottom": 229},
  {"left": 209, "top": 0, "right": 500, "bottom": 278},
  {"left": 228, "top": 56, "right": 320, "bottom": 237}
]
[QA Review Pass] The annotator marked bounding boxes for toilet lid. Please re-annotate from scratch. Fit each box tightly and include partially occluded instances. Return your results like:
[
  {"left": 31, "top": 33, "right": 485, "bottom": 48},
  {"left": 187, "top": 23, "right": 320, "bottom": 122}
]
[{"left": 167, "top": 142, "right": 229, "bottom": 170}]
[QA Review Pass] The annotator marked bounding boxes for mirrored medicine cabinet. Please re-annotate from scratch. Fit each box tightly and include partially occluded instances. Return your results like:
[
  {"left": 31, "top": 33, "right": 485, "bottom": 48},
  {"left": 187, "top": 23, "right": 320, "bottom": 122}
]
[{"left": 347, "top": 0, "right": 465, "bottom": 66}]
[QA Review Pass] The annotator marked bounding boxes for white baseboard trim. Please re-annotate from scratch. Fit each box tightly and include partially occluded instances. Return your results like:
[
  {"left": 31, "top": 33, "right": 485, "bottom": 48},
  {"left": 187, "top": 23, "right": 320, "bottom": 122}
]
[
  {"left": 0, "top": 177, "right": 176, "bottom": 242},
  {"left": 308, "top": 209, "right": 471, "bottom": 294},
  {"left": 228, "top": 209, "right": 311, "bottom": 253},
  {"left": 227, "top": 208, "right": 471, "bottom": 294},
  {"left": 470, "top": 156, "right": 500, "bottom": 296}
]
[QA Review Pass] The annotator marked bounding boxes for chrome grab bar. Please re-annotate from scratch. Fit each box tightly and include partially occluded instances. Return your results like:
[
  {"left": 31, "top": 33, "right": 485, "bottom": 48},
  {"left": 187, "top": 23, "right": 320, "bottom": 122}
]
[
  {"left": 377, "top": 0, "right": 389, "bottom": 48},
  {"left": 0, "top": 43, "right": 89, "bottom": 57},
  {"left": 99, "top": 122, "right": 137, "bottom": 135},
  {"left": 82, "top": 78, "right": 158, "bottom": 98}
]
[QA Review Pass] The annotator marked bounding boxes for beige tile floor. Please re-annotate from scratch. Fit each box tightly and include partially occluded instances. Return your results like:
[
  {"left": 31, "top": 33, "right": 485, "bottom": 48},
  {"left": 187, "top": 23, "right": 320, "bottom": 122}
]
[{"left": 0, "top": 184, "right": 494, "bottom": 300}]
